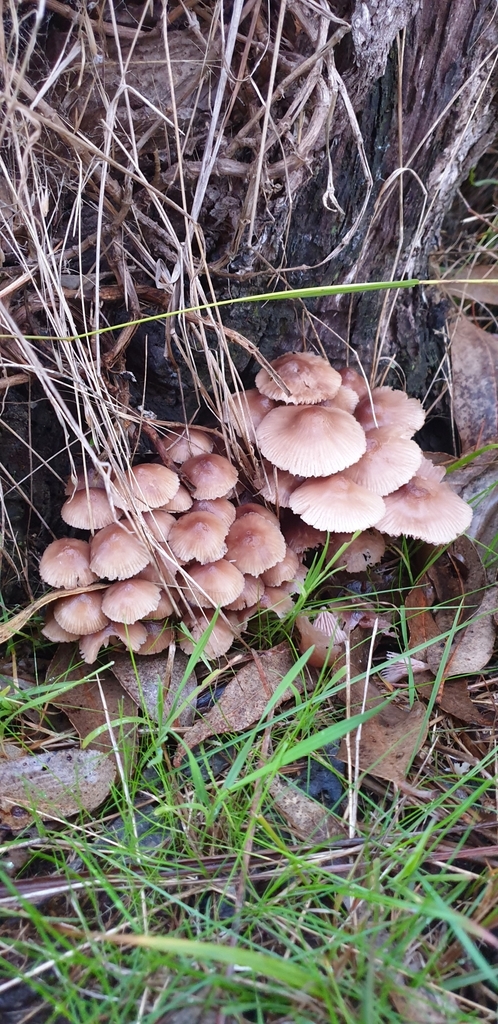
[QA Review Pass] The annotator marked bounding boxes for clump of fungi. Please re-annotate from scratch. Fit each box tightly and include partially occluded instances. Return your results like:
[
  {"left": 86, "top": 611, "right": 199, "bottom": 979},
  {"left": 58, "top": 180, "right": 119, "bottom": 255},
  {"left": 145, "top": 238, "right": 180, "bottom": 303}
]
[{"left": 40, "top": 352, "right": 472, "bottom": 664}]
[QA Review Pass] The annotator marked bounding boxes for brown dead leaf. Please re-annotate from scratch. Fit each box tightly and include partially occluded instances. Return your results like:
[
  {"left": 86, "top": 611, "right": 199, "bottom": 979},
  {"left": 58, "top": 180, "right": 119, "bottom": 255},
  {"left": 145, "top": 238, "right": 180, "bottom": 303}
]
[
  {"left": 339, "top": 684, "right": 428, "bottom": 783},
  {"left": 442, "top": 265, "right": 498, "bottom": 307},
  {"left": 450, "top": 313, "right": 498, "bottom": 451},
  {"left": 0, "top": 742, "right": 116, "bottom": 827},
  {"left": 437, "top": 679, "right": 493, "bottom": 726},
  {"left": 269, "top": 776, "right": 346, "bottom": 842},
  {"left": 173, "top": 643, "right": 301, "bottom": 766},
  {"left": 425, "top": 584, "right": 498, "bottom": 679},
  {"left": 47, "top": 646, "right": 138, "bottom": 760},
  {"left": 405, "top": 579, "right": 441, "bottom": 650},
  {"left": 110, "top": 647, "right": 196, "bottom": 728}
]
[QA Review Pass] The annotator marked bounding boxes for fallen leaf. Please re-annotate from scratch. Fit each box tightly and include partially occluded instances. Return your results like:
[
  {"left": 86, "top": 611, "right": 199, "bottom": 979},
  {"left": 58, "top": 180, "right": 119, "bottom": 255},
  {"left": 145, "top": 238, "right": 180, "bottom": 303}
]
[
  {"left": 0, "top": 742, "right": 116, "bottom": 827},
  {"left": 47, "top": 646, "right": 138, "bottom": 760},
  {"left": 110, "top": 646, "right": 196, "bottom": 727},
  {"left": 339, "top": 685, "right": 428, "bottom": 783},
  {"left": 173, "top": 643, "right": 301, "bottom": 765},
  {"left": 450, "top": 313, "right": 498, "bottom": 450},
  {"left": 437, "top": 679, "right": 493, "bottom": 726},
  {"left": 425, "top": 584, "right": 498, "bottom": 678},
  {"left": 0, "top": 582, "right": 107, "bottom": 644},
  {"left": 269, "top": 776, "right": 346, "bottom": 842},
  {"left": 442, "top": 265, "right": 498, "bottom": 306},
  {"left": 447, "top": 450, "right": 498, "bottom": 548}
]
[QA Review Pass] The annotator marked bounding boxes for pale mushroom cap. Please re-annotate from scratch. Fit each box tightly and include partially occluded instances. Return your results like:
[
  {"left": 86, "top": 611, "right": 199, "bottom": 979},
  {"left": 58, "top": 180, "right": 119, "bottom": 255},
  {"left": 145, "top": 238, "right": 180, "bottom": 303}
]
[
  {"left": 53, "top": 591, "right": 109, "bottom": 636},
  {"left": 375, "top": 476, "right": 473, "bottom": 544},
  {"left": 90, "top": 523, "right": 149, "bottom": 580},
  {"left": 191, "top": 497, "right": 236, "bottom": 528},
  {"left": 179, "top": 612, "right": 236, "bottom": 658},
  {"left": 281, "top": 512, "right": 327, "bottom": 553},
  {"left": 295, "top": 614, "right": 341, "bottom": 668},
  {"left": 344, "top": 428, "right": 423, "bottom": 495},
  {"left": 225, "top": 574, "right": 265, "bottom": 610},
  {"left": 235, "top": 502, "right": 280, "bottom": 527},
  {"left": 338, "top": 367, "right": 369, "bottom": 400},
  {"left": 182, "top": 453, "right": 239, "bottom": 499},
  {"left": 163, "top": 427, "right": 214, "bottom": 463},
  {"left": 289, "top": 474, "right": 386, "bottom": 532},
  {"left": 255, "top": 352, "right": 342, "bottom": 404},
  {"left": 141, "top": 510, "right": 176, "bottom": 544},
  {"left": 143, "top": 589, "right": 175, "bottom": 619},
  {"left": 101, "top": 579, "right": 162, "bottom": 624},
  {"left": 137, "top": 620, "right": 174, "bottom": 655},
  {"left": 42, "top": 608, "right": 80, "bottom": 643},
  {"left": 39, "top": 538, "right": 98, "bottom": 589},
  {"left": 354, "top": 387, "right": 425, "bottom": 436},
  {"left": 168, "top": 510, "right": 229, "bottom": 564},
  {"left": 160, "top": 484, "right": 193, "bottom": 513},
  {"left": 261, "top": 546, "right": 300, "bottom": 586},
  {"left": 259, "top": 586, "right": 295, "bottom": 617},
  {"left": 256, "top": 405, "right": 367, "bottom": 477},
  {"left": 119, "top": 463, "right": 180, "bottom": 509},
  {"left": 416, "top": 455, "right": 447, "bottom": 483},
  {"left": 79, "top": 620, "right": 147, "bottom": 663},
  {"left": 256, "top": 461, "right": 302, "bottom": 507},
  {"left": 61, "top": 488, "right": 121, "bottom": 530},
  {"left": 321, "top": 385, "right": 359, "bottom": 414},
  {"left": 225, "top": 388, "right": 277, "bottom": 442},
  {"left": 326, "top": 530, "right": 386, "bottom": 572},
  {"left": 225, "top": 512, "right": 286, "bottom": 575},
  {"left": 64, "top": 467, "right": 107, "bottom": 495},
  {"left": 184, "top": 559, "right": 246, "bottom": 607}
]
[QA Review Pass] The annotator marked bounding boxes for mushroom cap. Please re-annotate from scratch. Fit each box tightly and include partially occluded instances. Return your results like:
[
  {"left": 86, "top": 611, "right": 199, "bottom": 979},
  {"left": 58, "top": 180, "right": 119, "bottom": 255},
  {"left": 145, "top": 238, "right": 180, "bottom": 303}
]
[
  {"left": 225, "top": 512, "right": 286, "bottom": 575},
  {"left": 141, "top": 510, "right": 176, "bottom": 543},
  {"left": 61, "top": 488, "right": 122, "bottom": 530},
  {"left": 53, "top": 591, "right": 109, "bottom": 636},
  {"left": 416, "top": 455, "right": 447, "bottom": 483},
  {"left": 256, "top": 405, "right": 366, "bottom": 477},
  {"left": 325, "top": 530, "right": 386, "bottom": 572},
  {"left": 321, "top": 386, "right": 359, "bottom": 414},
  {"left": 344, "top": 428, "right": 423, "bottom": 495},
  {"left": 181, "top": 453, "right": 238, "bottom": 499},
  {"left": 375, "top": 476, "right": 473, "bottom": 544},
  {"left": 234, "top": 502, "right": 280, "bottom": 527},
  {"left": 179, "top": 612, "right": 236, "bottom": 658},
  {"left": 168, "top": 510, "right": 229, "bottom": 564},
  {"left": 259, "top": 586, "right": 295, "bottom": 617},
  {"left": 79, "top": 620, "right": 147, "bottom": 663},
  {"left": 224, "top": 574, "right": 265, "bottom": 611},
  {"left": 261, "top": 546, "right": 300, "bottom": 586},
  {"left": 289, "top": 474, "right": 385, "bottom": 532},
  {"left": 295, "top": 614, "right": 341, "bottom": 668},
  {"left": 281, "top": 511, "right": 327, "bottom": 553},
  {"left": 225, "top": 388, "right": 277, "bottom": 442},
  {"left": 116, "top": 463, "right": 180, "bottom": 510},
  {"left": 137, "top": 620, "right": 174, "bottom": 655},
  {"left": 354, "top": 387, "right": 425, "bottom": 436},
  {"left": 142, "top": 589, "right": 175, "bottom": 619},
  {"left": 101, "top": 579, "right": 162, "bottom": 624},
  {"left": 183, "top": 559, "right": 246, "bottom": 607},
  {"left": 256, "top": 461, "right": 302, "bottom": 507},
  {"left": 41, "top": 608, "right": 81, "bottom": 643},
  {"left": 160, "top": 484, "right": 193, "bottom": 513},
  {"left": 255, "top": 352, "right": 342, "bottom": 404},
  {"left": 163, "top": 427, "right": 214, "bottom": 463},
  {"left": 191, "top": 497, "right": 236, "bottom": 527},
  {"left": 338, "top": 367, "right": 369, "bottom": 400},
  {"left": 64, "top": 467, "right": 107, "bottom": 495},
  {"left": 39, "top": 538, "right": 98, "bottom": 589},
  {"left": 90, "top": 523, "right": 150, "bottom": 580}
]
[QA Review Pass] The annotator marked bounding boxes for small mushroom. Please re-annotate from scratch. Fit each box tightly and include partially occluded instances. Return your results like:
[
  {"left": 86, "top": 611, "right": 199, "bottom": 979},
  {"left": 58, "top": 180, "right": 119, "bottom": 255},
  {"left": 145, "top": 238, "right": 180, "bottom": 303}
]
[
  {"left": 137, "top": 620, "right": 174, "bottom": 655},
  {"left": 224, "top": 574, "right": 265, "bottom": 610},
  {"left": 255, "top": 352, "right": 342, "bottom": 404},
  {"left": 159, "top": 484, "right": 193, "bottom": 512},
  {"left": 256, "top": 405, "right": 366, "bottom": 477},
  {"left": 225, "top": 512, "right": 286, "bottom": 575},
  {"left": 325, "top": 530, "right": 386, "bottom": 572},
  {"left": 191, "top": 497, "right": 236, "bottom": 527},
  {"left": 338, "top": 366, "right": 369, "bottom": 400},
  {"left": 344, "top": 428, "right": 423, "bottom": 495},
  {"left": 181, "top": 453, "right": 238, "bottom": 499},
  {"left": 261, "top": 546, "right": 300, "bottom": 586},
  {"left": 225, "top": 388, "right": 277, "bottom": 442},
  {"left": 168, "top": 510, "right": 229, "bottom": 564},
  {"left": 259, "top": 586, "right": 295, "bottom": 617},
  {"left": 79, "top": 620, "right": 147, "bottom": 663},
  {"left": 375, "top": 475, "right": 473, "bottom": 545},
  {"left": 115, "top": 463, "right": 180, "bottom": 510},
  {"left": 295, "top": 614, "right": 342, "bottom": 668},
  {"left": 182, "top": 559, "right": 246, "bottom": 608},
  {"left": 141, "top": 510, "right": 176, "bottom": 543},
  {"left": 281, "top": 512, "right": 327, "bottom": 553},
  {"left": 163, "top": 427, "right": 214, "bottom": 463},
  {"left": 53, "top": 591, "right": 109, "bottom": 636},
  {"left": 354, "top": 387, "right": 425, "bottom": 436},
  {"left": 61, "top": 488, "right": 122, "bottom": 530},
  {"left": 234, "top": 502, "right": 280, "bottom": 527},
  {"left": 256, "top": 461, "right": 302, "bottom": 507},
  {"left": 39, "top": 538, "right": 98, "bottom": 589},
  {"left": 41, "top": 608, "right": 80, "bottom": 643},
  {"left": 90, "top": 522, "right": 150, "bottom": 580},
  {"left": 179, "top": 612, "right": 236, "bottom": 658},
  {"left": 321, "top": 385, "right": 359, "bottom": 414},
  {"left": 101, "top": 579, "right": 162, "bottom": 624},
  {"left": 289, "top": 474, "right": 385, "bottom": 532}
]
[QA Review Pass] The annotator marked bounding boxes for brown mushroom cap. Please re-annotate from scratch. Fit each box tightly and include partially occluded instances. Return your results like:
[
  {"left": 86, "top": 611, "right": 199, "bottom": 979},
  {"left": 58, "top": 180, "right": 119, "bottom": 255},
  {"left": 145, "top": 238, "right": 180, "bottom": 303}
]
[
  {"left": 225, "top": 574, "right": 265, "bottom": 611},
  {"left": 41, "top": 608, "right": 81, "bottom": 643},
  {"left": 101, "top": 579, "right": 162, "bottom": 624},
  {"left": 225, "top": 512, "right": 286, "bottom": 575},
  {"left": 325, "top": 530, "right": 386, "bottom": 572},
  {"left": 374, "top": 476, "right": 473, "bottom": 544},
  {"left": 143, "top": 589, "right": 175, "bottom": 619},
  {"left": 141, "top": 510, "right": 176, "bottom": 544},
  {"left": 289, "top": 474, "right": 385, "bottom": 532},
  {"left": 90, "top": 523, "right": 150, "bottom": 580},
  {"left": 53, "top": 591, "right": 109, "bottom": 636},
  {"left": 79, "top": 620, "right": 147, "bottom": 663},
  {"left": 181, "top": 453, "right": 239, "bottom": 499},
  {"left": 137, "top": 620, "right": 174, "bottom": 655},
  {"left": 61, "top": 488, "right": 122, "bottom": 530},
  {"left": 183, "top": 559, "right": 246, "bottom": 607},
  {"left": 159, "top": 484, "right": 193, "bottom": 513},
  {"left": 256, "top": 461, "right": 302, "bottom": 507},
  {"left": 295, "top": 614, "right": 342, "bottom": 668},
  {"left": 225, "top": 389, "right": 277, "bottom": 442},
  {"left": 163, "top": 427, "right": 214, "bottom": 463},
  {"left": 191, "top": 497, "right": 236, "bottom": 528},
  {"left": 39, "top": 538, "right": 98, "bottom": 589},
  {"left": 255, "top": 352, "right": 342, "bottom": 404},
  {"left": 234, "top": 502, "right": 280, "bottom": 527},
  {"left": 321, "top": 386, "right": 359, "bottom": 414},
  {"left": 259, "top": 586, "right": 295, "bottom": 617},
  {"left": 256, "top": 405, "right": 366, "bottom": 477},
  {"left": 116, "top": 463, "right": 180, "bottom": 510},
  {"left": 344, "top": 428, "right": 423, "bottom": 495},
  {"left": 354, "top": 387, "right": 425, "bottom": 436},
  {"left": 179, "top": 612, "right": 236, "bottom": 659},
  {"left": 261, "top": 546, "right": 300, "bottom": 586},
  {"left": 281, "top": 511, "right": 327, "bottom": 553},
  {"left": 338, "top": 367, "right": 369, "bottom": 400},
  {"left": 168, "top": 510, "right": 229, "bottom": 564},
  {"left": 64, "top": 467, "right": 107, "bottom": 495}
]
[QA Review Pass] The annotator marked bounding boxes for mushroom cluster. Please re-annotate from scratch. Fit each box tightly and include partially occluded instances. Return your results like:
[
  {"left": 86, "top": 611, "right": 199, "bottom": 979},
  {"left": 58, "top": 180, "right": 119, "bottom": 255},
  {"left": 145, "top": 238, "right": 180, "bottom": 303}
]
[{"left": 39, "top": 352, "right": 472, "bottom": 664}]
